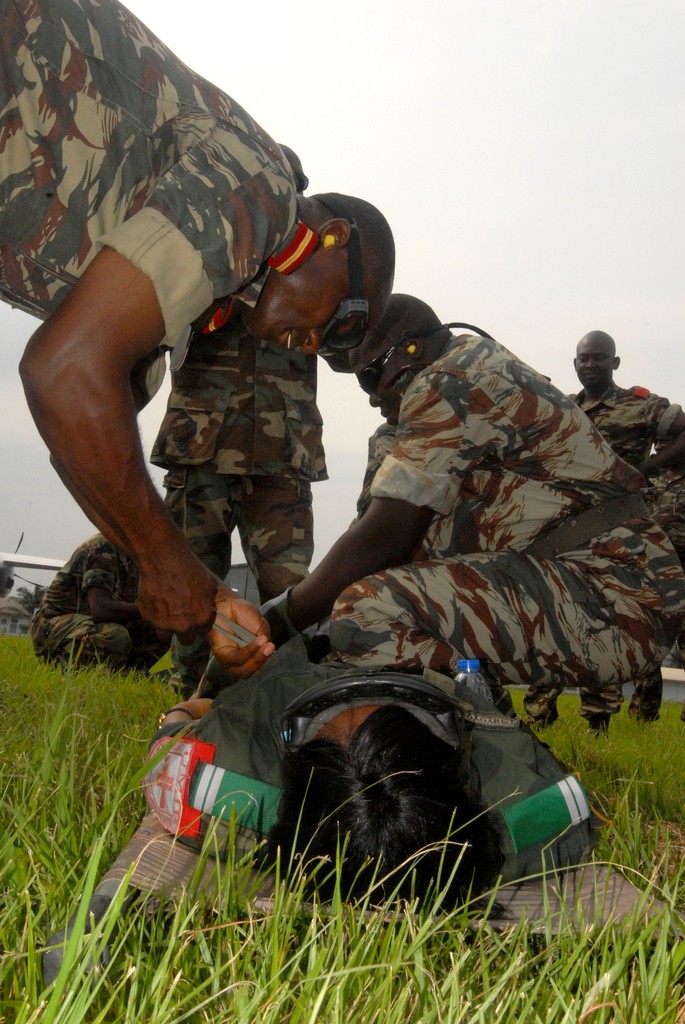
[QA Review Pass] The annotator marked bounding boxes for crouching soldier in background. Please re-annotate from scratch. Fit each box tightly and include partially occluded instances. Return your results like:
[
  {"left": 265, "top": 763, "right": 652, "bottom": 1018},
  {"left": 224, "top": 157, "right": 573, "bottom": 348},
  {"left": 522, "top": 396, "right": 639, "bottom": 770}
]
[{"left": 31, "top": 534, "right": 168, "bottom": 672}]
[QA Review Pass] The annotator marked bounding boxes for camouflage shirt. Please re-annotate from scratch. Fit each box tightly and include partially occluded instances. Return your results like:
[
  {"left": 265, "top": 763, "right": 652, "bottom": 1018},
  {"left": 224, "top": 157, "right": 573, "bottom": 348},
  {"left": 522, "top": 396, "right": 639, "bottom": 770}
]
[
  {"left": 355, "top": 422, "right": 397, "bottom": 520},
  {"left": 151, "top": 317, "right": 327, "bottom": 480},
  {"left": 38, "top": 533, "right": 138, "bottom": 619},
  {"left": 647, "top": 472, "right": 685, "bottom": 563},
  {"left": 370, "top": 334, "right": 645, "bottom": 558},
  {"left": 571, "top": 384, "right": 681, "bottom": 469},
  {"left": 0, "top": 0, "right": 296, "bottom": 350}
]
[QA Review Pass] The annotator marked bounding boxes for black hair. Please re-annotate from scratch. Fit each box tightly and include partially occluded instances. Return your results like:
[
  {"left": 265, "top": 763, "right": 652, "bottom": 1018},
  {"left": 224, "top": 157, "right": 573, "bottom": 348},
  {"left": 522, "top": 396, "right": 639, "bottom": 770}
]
[{"left": 267, "top": 706, "right": 502, "bottom": 905}]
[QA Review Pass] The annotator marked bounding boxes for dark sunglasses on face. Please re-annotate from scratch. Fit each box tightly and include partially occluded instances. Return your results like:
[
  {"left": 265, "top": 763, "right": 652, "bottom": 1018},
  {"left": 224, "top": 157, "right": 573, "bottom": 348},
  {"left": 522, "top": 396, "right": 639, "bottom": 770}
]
[
  {"left": 357, "top": 322, "right": 494, "bottom": 396},
  {"left": 356, "top": 335, "right": 416, "bottom": 395}
]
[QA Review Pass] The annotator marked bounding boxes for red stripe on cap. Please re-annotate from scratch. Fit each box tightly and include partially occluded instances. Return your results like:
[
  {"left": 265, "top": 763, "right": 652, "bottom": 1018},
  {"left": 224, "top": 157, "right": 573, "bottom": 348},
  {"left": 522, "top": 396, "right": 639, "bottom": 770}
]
[{"left": 268, "top": 222, "right": 319, "bottom": 274}]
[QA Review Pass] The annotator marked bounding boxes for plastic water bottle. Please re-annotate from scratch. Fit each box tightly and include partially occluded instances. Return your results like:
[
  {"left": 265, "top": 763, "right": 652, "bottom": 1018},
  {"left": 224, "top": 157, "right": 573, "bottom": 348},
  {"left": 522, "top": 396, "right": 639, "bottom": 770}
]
[{"left": 455, "top": 658, "right": 493, "bottom": 703}]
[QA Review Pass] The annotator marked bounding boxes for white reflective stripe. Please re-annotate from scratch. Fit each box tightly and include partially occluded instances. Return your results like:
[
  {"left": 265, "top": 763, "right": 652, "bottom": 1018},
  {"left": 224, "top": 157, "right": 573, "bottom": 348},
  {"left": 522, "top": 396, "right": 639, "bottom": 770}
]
[
  {"left": 192, "top": 763, "right": 223, "bottom": 813},
  {"left": 558, "top": 775, "right": 590, "bottom": 824},
  {"left": 185, "top": 761, "right": 283, "bottom": 833}
]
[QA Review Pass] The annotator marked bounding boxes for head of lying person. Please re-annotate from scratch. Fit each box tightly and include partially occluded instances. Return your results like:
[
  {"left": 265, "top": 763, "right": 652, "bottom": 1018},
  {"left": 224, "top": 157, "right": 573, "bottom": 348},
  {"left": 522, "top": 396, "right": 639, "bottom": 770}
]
[{"left": 267, "top": 675, "right": 503, "bottom": 903}]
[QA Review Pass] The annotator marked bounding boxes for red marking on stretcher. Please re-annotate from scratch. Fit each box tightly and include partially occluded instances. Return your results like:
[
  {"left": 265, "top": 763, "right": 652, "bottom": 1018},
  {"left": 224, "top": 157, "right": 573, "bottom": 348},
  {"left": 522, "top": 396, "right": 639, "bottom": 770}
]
[{"left": 144, "top": 736, "right": 217, "bottom": 837}]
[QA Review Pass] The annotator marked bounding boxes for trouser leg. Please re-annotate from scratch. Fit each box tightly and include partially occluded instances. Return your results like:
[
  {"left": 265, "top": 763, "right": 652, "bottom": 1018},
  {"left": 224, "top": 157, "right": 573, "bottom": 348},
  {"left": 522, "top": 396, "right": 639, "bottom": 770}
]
[
  {"left": 163, "top": 468, "right": 240, "bottom": 694},
  {"left": 236, "top": 476, "right": 314, "bottom": 602},
  {"left": 523, "top": 681, "right": 562, "bottom": 726},
  {"left": 31, "top": 612, "right": 132, "bottom": 670},
  {"left": 627, "top": 666, "right": 663, "bottom": 721},
  {"left": 329, "top": 554, "right": 671, "bottom": 694}
]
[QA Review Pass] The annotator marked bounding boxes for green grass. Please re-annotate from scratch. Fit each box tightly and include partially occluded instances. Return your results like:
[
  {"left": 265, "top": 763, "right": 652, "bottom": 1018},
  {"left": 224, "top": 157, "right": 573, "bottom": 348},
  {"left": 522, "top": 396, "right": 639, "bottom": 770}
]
[{"left": 1, "top": 636, "right": 684, "bottom": 1023}]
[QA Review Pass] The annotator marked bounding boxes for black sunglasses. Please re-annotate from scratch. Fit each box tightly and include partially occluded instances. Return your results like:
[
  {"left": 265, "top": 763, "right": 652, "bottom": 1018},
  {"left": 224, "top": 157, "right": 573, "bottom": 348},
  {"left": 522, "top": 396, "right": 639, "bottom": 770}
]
[
  {"left": 357, "top": 322, "right": 494, "bottom": 396},
  {"left": 357, "top": 331, "right": 420, "bottom": 395},
  {"left": 316, "top": 196, "right": 369, "bottom": 354}
]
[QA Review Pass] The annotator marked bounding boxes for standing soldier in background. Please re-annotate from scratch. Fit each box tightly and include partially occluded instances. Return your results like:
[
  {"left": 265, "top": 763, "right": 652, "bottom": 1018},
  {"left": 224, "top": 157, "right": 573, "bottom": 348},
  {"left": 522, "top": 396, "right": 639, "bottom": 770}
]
[
  {"left": 646, "top": 466, "right": 685, "bottom": 722},
  {"left": 524, "top": 330, "right": 685, "bottom": 730},
  {"left": 151, "top": 313, "right": 326, "bottom": 695},
  {"left": 151, "top": 146, "right": 326, "bottom": 696}
]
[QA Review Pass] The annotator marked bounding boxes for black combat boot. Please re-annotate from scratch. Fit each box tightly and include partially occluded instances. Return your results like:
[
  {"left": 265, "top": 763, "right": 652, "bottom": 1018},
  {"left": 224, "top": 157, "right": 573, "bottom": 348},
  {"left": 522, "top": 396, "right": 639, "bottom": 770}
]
[
  {"left": 586, "top": 712, "right": 610, "bottom": 735},
  {"left": 527, "top": 707, "right": 559, "bottom": 729}
]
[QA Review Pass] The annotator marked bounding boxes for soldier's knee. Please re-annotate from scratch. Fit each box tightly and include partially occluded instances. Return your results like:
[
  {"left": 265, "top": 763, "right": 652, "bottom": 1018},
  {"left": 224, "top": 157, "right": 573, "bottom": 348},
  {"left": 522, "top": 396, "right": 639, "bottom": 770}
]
[{"left": 92, "top": 624, "right": 133, "bottom": 668}]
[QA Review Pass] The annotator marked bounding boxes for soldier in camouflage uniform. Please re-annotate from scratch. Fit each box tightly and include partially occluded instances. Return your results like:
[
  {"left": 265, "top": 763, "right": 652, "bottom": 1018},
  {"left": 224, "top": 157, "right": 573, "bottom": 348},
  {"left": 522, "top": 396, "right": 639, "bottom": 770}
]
[
  {"left": 644, "top": 469, "right": 685, "bottom": 721},
  {"left": 354, "top": 422, "right": 397, "bottom": 521},
  {"left": 0, "top": 0, "right": 395, "bottom": 647},
  {"left": 271, "top": 296, "right": 685, "bottom": 700},
  {"left": 151, "top": 312, "right": 327, "bottom": 693},
  {"left": 31, "top": 534, "right": 167, "bottom": 671},
  {"left": 524, "top": 330, "right": 685, "bottom": 728}
]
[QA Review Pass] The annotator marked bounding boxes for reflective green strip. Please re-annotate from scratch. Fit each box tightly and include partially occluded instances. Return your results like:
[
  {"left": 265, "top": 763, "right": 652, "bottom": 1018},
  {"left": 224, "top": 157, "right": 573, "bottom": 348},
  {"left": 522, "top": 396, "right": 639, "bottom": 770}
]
[
  {"left": 188, "top": 763, "right": 282, "bottom": 834},
  {"left": 501, "top": 775, "right": 590, "bottom": 853}
]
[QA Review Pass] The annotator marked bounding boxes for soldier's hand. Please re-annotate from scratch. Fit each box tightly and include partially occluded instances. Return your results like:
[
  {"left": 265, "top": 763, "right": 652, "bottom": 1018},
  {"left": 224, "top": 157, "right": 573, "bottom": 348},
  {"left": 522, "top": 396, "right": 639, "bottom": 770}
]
[
  {"left": 209, "top": 588, "right": 275, "bottom": 678},
  {"left": 137, "top": 549, "right": 217, "bottom": 641}
]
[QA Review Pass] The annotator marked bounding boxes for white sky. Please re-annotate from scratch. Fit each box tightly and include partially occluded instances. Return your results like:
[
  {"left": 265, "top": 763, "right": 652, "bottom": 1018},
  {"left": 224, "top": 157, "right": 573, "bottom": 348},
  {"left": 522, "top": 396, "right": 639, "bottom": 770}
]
[{"left": 1, "top": 0, "right": 684, "bottom": 586}]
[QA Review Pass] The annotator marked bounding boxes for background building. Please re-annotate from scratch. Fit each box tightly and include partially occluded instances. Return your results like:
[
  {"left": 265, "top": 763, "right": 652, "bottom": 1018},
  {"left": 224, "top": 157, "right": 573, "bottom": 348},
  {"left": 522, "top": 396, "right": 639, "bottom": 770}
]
[{"left": 0, "top": 597, "right": 31, "bottom": 636}]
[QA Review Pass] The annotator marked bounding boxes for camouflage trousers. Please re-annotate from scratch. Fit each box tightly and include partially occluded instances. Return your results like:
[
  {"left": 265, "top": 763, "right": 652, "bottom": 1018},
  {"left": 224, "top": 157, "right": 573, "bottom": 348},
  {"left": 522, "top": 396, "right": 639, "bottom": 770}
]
[
  {"left": 523, "top": 658, "right": 665, "bottom": 726},
  {"left": 676, "top": 625, "right": 685, "bottom": 722},
  {"left": 328, "top": 551, "right": 677, "bottom": 691},
  {"left": 632, "top": 613, "right": 685, "bottom": 722},
  {"left": 522, "top": 678, "right": 625, "bottom": 726},
  {"left": 164, "top": 467, "right": 314, "bottom": 693},
  {"left": 30, "top": 612, "right": 165, "bottom": 671},
  {"left": 626, "top": 668, "right": 663, "bottom": 721}
]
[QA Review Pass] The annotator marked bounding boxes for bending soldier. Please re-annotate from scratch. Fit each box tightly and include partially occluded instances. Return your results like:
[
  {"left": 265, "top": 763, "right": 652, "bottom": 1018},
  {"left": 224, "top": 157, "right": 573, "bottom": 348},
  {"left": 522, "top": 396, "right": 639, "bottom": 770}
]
[
  {"left": 151, "top": 146, "right": 326, "bottom": 694},
  {"left": 1, "top": 0, "right": 394, "bottom": 651}
]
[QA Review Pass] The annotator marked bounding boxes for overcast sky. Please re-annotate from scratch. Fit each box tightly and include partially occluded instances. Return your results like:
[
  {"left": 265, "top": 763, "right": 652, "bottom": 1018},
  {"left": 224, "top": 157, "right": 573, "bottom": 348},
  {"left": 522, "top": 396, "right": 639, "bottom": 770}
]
[{"left": 1, "top": 0, "right": 683, "bottom": 587}]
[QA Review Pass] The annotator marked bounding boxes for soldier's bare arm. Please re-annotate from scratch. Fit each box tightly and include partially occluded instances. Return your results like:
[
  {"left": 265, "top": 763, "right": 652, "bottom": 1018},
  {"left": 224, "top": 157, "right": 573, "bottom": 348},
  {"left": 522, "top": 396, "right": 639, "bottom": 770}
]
[
  {"left": 19, "top": 246, "right": 217, "bottom": 640},
  {"left": 87, "top": 586, "right": 141, "bottom": 625},
  {"left": 287, "top": 496, "right": 434, "bottom": 630},
  {"left": 653, "top": 412, "right": 685, "bottom": 472},
  {"left": 158, "top": 698, "right": 214, "bottom": 726}
]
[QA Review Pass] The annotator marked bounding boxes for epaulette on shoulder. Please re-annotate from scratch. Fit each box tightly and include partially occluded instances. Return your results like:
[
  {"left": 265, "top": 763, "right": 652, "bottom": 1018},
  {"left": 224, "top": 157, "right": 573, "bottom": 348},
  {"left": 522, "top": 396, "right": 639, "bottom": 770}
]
[{"left": 631, "top": 386, "right": 651, "bottom": 399}]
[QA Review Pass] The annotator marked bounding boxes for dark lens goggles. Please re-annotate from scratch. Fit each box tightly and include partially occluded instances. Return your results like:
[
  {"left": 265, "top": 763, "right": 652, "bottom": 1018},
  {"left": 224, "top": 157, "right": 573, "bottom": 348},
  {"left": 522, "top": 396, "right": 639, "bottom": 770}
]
[
  {"left": 357, "top": 337, "right": 410, "bottom": 395},
  {"left": 319, "top": 295, "right": 369, "bottom": 353},
  {"left": 281, "top": 672, "right": 465, "bottom": 751}
]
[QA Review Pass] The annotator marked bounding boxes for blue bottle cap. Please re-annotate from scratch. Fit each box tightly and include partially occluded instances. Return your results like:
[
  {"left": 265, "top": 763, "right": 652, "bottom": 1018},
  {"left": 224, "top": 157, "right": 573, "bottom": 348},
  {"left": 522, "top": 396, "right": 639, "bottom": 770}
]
[{"left": 456, "top": 659, "right": 480, "bottom": 671}]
